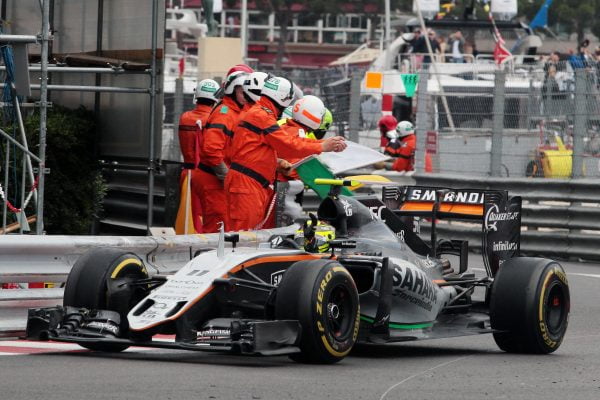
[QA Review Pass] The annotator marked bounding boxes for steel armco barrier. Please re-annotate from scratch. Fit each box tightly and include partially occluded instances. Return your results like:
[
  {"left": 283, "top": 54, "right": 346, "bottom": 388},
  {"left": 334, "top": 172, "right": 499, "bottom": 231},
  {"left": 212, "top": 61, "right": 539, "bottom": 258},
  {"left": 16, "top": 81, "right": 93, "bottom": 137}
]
[
  {"left": 411, "top": 173, "right": 600, "bottom": 261},
  {"left": 0, "top": 226, "right": 296, "bottom": 337}
]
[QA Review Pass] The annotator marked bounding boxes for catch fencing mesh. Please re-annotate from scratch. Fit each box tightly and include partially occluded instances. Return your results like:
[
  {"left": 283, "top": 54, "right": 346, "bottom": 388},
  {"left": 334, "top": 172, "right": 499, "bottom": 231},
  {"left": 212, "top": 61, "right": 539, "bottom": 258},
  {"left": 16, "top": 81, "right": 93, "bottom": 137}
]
[
  {"left": 166, "top": 67, "right": 355, "bottom": 137},
  {"left": 420, "top": 61, "right": 600, "bottom": 178}
]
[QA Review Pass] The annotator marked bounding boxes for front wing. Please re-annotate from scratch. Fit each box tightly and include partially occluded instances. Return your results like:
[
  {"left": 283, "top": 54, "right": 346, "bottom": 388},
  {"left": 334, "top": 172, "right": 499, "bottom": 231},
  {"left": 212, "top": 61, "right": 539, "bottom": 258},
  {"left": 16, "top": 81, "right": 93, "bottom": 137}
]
[{"left": 26, "top": 306, "right": 301, "bottom": 356}]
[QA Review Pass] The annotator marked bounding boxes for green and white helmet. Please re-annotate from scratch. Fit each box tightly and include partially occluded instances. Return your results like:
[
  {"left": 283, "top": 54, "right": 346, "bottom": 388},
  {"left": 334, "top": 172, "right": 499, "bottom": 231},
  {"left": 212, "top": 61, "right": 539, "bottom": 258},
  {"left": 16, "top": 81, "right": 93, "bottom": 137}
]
[
  {"left": 396, "top": 120, "right": 415, "bottom": 137},
  {"left": 194, "top": 79, "right": 219, "bottom": 103},
  {"left": 261, "top": 76, "right": 295, "bottom": 108}
]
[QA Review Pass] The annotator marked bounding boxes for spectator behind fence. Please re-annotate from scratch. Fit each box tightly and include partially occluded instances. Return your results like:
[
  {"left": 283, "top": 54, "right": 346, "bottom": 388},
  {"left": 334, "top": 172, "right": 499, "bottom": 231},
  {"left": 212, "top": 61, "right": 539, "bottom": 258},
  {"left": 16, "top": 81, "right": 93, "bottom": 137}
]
[
  {"left": 437, "top": 34, "right": 448, "bottom": 63},
  {"left": 449, "top": 30, "right": 464, "bottom": 63},
  {"left": 464, "top": 42, "right": 475, "bottom": 63},
  {"left": 471, "top": 40, "right": 479, "bottom": 60},
  {"left": 542, "top": 65, "right": 562, "bottom": 115},
  {"left": 410, "top": 29, "right": 427, "bottom": 54},
  {"left": 544, "top": 51, "right": 563, "bottom": 73},
  {"left": 569, "top": 39, "right": 592, "bottom": 69},
  {"left": 409, "top": 29, "right": 426, "bottom": 68},
  {"left": 423, "top": 29, "right": 440, "bottom": 64}
]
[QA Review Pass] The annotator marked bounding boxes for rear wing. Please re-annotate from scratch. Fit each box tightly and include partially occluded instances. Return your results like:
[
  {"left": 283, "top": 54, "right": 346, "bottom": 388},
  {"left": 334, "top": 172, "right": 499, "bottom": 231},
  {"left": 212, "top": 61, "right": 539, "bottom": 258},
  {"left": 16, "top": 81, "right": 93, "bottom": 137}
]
[
  {"left": 381, "top": 185, "right": 522, "bottom": 277},
  {"left": 384, "top": 186, "right": 486, "bottom": 219}
]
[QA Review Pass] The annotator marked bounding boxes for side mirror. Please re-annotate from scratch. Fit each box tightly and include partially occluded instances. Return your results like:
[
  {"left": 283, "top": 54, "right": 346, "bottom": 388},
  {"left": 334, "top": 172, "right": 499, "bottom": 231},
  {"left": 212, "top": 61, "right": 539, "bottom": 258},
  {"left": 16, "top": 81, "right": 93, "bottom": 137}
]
[{"left": 225, "top": 233, "right": 240, "bottom": 250}]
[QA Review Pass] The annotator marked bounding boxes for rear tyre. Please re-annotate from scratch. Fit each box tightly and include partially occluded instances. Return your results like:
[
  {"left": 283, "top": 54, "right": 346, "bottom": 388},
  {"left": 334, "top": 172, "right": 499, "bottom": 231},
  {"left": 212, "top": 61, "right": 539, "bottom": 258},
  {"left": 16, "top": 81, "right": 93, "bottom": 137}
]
[
  {"left": 275, "top": 259, "right": 359, "bottom": 364},
  {"left": 63, "top": 248, "right": 149, "bottom": 352},
  {"left": 490, "top": 257, "right": 570, "bottom": 354}
]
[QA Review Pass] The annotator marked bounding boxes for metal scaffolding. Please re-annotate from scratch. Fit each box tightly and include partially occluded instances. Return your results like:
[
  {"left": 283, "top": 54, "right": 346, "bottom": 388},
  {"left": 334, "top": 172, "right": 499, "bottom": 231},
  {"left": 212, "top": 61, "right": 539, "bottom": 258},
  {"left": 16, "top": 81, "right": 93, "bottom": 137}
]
[{"left": 0, "top": 0, "right": 161, "bottom": 234}]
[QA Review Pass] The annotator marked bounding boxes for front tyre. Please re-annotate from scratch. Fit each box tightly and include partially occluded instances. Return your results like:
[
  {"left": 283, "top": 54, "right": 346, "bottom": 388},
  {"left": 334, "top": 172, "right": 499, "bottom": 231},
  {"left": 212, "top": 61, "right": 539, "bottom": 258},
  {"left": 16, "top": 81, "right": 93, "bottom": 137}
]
[
  {"left": 490, "top": 257, "right": 570, "bottom": 354},
  {"left": 63, "top": 248, "right": 149, "bottom": 352},
  {"left": 275, "top": 259, "right": 360, "bottom": 364}
]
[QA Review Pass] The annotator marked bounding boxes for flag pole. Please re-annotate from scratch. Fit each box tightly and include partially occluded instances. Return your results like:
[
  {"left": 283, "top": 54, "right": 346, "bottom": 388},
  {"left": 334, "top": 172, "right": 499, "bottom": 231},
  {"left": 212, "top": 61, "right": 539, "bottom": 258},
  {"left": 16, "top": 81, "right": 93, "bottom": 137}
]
[{"left": 413, "top": 0, "right": 456, "bottom": 133}]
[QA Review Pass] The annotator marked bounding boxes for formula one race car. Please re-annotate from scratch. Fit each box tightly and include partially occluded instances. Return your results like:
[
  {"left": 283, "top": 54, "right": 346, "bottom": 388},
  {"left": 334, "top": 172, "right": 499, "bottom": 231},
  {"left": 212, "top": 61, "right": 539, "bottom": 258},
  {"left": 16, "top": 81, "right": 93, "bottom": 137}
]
[{"left": 26, "top": 179, "right": 570, "bottom": 364}]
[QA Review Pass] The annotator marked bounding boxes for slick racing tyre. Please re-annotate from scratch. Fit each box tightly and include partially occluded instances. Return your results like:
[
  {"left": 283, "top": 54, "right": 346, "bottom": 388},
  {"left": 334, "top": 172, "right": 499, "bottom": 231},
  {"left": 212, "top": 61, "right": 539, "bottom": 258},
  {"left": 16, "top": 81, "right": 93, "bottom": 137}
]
[
  {"left": 63, "top": 248, "right": 149, "bottom": 352},
  {"left": 275, "top": 259, "right": 360, "bottom": 364},
  {"left": 490, "top": 257, "right": 570, "bottom": 354}
]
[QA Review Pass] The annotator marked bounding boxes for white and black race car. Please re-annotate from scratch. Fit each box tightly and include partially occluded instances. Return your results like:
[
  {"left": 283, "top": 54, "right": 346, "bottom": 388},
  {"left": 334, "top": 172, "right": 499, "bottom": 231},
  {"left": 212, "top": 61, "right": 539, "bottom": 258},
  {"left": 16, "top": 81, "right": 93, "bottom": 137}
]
[{"left": 26, "top": 180, "right": 570, "bottom": 363}]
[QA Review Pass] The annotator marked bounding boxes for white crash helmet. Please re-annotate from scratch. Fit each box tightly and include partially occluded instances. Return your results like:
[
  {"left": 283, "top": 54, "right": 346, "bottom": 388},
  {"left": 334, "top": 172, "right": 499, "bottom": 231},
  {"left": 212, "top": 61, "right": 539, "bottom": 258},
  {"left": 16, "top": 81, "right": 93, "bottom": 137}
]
[
  {"left": 261, "top": 76, "right": 295, "bottom": 108},
  {"left": 194, "top": 79, "right": 219, "bottom": 102},
  {"left": 292, "top": 95, "right": 325, "bottom": 130},
  {"left": 224, "top": 71, "right": 249, "bottom": 95},
  {"left": 396, "top": 120, "right": 415, "bottom": 137},
  {"left": 243, "top": 71, "right": 271, "bottom": 102}
]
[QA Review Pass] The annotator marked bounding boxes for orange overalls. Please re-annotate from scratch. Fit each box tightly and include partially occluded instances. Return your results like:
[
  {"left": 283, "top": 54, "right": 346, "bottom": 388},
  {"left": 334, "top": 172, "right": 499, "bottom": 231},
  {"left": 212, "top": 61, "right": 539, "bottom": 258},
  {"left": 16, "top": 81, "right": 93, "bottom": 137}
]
[
  {"left": 177, "top": 104, "right": 213, "bottom": 233},
  {"left": 385, "top": 134, "right": 416, "bottom": 172},
  {"left": 225, "top": 97, "right": 323, "bottom": 231},
  {"left": 197, "top": 96, "right": 242, "bottom": 232}
]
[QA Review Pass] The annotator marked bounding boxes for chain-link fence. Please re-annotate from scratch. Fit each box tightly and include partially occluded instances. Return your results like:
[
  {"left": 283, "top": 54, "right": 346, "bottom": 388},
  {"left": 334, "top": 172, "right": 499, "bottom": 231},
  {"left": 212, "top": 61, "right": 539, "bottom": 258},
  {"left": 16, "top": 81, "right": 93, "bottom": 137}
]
[
  {"left": 165, "top": 61, "right": 600, "bottom": 179},
  {"left": 164, "top": 67, "right": 359, "bottom": 138},
  {"left": 247, "top": 67, "right": 360, "bottom": 137},
  {"left": 414, "top": 61, "right": 600, "bottom": 178}
]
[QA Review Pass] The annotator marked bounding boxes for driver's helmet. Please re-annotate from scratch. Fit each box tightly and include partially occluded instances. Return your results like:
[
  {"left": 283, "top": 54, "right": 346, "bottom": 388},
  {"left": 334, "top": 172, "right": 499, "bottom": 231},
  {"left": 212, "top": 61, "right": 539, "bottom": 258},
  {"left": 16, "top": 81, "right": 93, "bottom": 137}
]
[{"left": 294, "top": 220, "right": 336, "bottom": 253}]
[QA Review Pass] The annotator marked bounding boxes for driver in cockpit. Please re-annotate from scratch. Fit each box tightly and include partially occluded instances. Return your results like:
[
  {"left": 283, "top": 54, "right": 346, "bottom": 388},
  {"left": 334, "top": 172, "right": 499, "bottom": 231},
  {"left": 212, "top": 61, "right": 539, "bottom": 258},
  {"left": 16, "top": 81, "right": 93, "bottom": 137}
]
[{"left": 294, "top": 214, "right": 336, "bottom": 253}]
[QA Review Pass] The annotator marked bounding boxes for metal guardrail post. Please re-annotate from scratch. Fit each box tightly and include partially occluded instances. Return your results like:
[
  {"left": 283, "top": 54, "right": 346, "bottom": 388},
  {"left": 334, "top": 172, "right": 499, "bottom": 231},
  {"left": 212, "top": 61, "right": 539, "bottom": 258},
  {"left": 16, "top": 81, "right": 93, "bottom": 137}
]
[
  {"left": 572, "top": 69, "right": 587, "bottom": 179},
  {"left": 415, "top": 71, "right": 429, "bottom": 172},
  {"left": 348, "top": 72, "right": 361, "bottom": 143},
  {"left": 490, "top": 70, "right": 506, "bottom": 177}
]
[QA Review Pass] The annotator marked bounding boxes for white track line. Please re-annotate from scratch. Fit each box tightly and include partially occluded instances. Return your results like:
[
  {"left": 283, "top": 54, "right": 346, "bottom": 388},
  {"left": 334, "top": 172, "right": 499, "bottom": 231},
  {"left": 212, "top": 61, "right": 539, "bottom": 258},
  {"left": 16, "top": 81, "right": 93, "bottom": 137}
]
[
  {"left": 0, "top": 336, "right": 178, "bottom": 356},
  {"left": 379, "top": 357, "right": 469, "bottom": 400},
  {"left": 0, "top": 341, "right": 83, "bottom": 350},
  {"left": 568, "top": 273, "right": 600, "bottom": 279}
]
